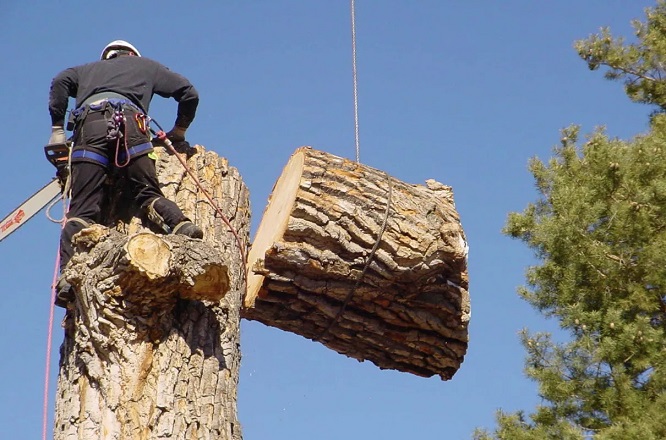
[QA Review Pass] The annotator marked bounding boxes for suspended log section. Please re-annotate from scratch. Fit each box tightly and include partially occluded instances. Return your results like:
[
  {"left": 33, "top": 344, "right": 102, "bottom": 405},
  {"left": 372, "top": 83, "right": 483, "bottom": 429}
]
[{"left": 243, "top": 147, "right": 470, "bottom": 380}]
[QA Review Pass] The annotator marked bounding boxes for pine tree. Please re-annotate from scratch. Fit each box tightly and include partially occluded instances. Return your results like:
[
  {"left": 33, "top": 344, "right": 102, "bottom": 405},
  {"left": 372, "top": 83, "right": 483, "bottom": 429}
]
[
  {"left": 475, "top": 3, "right": 666, "bottom": 439},
  {"left": 575, "top": 1, "right": 666, "bottom": 112}
]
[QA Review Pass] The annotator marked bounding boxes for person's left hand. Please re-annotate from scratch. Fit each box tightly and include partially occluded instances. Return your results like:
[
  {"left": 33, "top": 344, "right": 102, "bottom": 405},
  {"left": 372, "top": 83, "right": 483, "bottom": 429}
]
[{"left": 166, "top": 126, "right": 186, "bottom": 143}]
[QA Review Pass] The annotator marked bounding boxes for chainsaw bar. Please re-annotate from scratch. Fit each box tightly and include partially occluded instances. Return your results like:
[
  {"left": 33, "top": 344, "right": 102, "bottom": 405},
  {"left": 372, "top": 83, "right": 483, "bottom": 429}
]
[{"left": 0, "top": 179, "right": 62, "bottom": 242}]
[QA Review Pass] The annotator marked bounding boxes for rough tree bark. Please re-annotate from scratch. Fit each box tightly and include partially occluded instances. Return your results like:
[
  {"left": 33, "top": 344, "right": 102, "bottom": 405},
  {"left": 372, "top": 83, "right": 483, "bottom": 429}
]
[
  {"left": 243, "top": 147, "right": 470, "bottom": 380},
  {"left": 53, "top": 145, "right": 250, "bottom": 440}
]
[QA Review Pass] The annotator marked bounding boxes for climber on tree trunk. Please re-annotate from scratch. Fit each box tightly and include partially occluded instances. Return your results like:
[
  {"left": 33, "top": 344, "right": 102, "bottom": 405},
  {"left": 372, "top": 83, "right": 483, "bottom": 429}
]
[{"left": 47, "top": 39, "right": 203, "bottom": 307}]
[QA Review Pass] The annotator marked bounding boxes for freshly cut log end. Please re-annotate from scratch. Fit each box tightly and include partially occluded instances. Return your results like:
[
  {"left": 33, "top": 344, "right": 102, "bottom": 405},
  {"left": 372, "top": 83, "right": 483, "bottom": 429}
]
[
  {"left": 246, "top": 150, "right": 304, "bottom": 301},
  {"left": 242, "top": 146, "right": 470, "bottom": 380},
  {"left": 181, "top": 264, "right": 230, "bottom": 302},
  {"left": 125, "top": 232, "right": 171, "bottom": 279}
]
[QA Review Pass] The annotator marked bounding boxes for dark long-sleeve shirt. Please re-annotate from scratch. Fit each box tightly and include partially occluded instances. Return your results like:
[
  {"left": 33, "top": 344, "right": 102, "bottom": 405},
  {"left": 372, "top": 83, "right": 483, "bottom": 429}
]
[{"left": 49, "top": 55, "right": 199, "bottom": 129}]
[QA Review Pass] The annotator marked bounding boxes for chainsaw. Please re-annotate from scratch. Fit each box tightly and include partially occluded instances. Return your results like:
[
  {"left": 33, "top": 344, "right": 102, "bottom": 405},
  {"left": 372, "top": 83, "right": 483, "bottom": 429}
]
[{"left": 0, "top": 143, "right": 71, "bottom": 243}]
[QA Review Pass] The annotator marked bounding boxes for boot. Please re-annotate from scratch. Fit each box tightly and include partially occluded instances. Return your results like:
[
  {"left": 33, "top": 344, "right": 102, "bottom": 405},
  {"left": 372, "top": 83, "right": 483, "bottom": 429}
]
[
  {"left": 173, "top": 221, "right": 204, "bottom": 239},
  {"left": 55, "top": 277, "right": 75, "bottom": 308}
]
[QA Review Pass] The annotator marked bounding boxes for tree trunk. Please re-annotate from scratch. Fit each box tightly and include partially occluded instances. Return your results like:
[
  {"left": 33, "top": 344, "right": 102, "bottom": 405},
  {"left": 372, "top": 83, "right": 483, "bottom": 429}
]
[
  {"left": 53, "top": 145, "right": 250, "bottom": 440},
  {"left": 243, "top": 147, "right": 470, "bottom": 380}
]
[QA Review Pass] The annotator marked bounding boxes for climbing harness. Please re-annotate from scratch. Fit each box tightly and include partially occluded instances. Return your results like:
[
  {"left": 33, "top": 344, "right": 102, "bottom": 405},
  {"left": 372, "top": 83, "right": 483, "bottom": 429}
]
[{"left": 70, "top": 95, "right": 151, "bottom": 168}]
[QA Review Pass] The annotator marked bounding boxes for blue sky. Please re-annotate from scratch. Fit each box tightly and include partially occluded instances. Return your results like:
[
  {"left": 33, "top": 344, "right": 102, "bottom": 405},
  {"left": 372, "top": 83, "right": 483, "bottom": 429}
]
[{"left": 0, "top": 1, "right": 654, "bottom": 439}]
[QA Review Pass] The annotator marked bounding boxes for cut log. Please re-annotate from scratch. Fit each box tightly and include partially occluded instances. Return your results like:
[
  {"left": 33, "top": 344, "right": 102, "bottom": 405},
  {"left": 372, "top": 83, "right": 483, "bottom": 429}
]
[{"left": 242, "top": 146, "right": 470, "bottom": 380}]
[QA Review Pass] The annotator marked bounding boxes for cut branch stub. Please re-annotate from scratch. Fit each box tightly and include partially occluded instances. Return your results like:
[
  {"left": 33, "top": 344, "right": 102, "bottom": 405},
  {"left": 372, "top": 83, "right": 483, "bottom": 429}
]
[
  {"left": 70, "top": 225, "right": 230, "bottom": 305},
  {"left": 125, "top": 232, "right": 171, "bottom": 279},
  {"left": 242, "top": 146, "right": 470, "bottom": 380}
]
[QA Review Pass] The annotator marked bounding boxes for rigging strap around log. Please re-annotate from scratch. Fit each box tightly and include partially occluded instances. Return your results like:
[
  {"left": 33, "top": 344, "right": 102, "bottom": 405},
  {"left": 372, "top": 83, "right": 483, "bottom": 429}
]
[{"left": 317, "top": 171, "right": 393, "bottom": 341}]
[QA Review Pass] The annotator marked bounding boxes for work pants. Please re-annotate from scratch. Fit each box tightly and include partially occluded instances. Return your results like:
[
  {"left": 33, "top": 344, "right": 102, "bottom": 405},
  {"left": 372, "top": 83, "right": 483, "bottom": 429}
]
[{"left": 60, "top": 156, "right": 189, "bottom": 268}]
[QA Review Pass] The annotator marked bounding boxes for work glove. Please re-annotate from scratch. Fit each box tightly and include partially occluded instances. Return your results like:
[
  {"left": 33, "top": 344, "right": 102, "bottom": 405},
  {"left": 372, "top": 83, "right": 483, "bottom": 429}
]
[
  {"left": 48, "top": 126, "right": 66, "bottom": 145},
  {"left": 166, "top": 126, "right": 187, "bottom": 143},
  {"left": 164, "top": 125, "right": 191, "bottom": 151}
]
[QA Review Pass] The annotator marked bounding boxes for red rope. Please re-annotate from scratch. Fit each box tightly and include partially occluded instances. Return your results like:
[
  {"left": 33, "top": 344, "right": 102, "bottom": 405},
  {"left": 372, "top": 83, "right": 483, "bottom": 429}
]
[
  {"left": 43, "top": 246, "right": 60, "bottom": 440},
  {"left": 157, "top": 132, "right": 248, "bottom": 269},
  {"left": 44, "top": 185, "right": 69, "bottom": 440}
]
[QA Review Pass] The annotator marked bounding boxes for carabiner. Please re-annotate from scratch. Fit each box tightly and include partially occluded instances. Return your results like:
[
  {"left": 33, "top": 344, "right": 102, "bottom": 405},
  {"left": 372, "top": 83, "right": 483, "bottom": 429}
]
[{"left": 135, "top": 113, "right": 148, "bottom": 134}]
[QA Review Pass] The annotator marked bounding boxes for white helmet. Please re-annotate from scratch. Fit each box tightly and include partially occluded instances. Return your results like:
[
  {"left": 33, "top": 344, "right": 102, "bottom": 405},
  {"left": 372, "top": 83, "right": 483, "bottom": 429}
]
[{"left": 100, "top": 40, "right": 142, "bottom": 60}]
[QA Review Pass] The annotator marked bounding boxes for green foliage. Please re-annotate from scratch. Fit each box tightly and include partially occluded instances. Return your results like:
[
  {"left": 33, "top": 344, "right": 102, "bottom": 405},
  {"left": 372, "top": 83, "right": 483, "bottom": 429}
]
[
  {"left": 477, "top": 121, "right": 666, "bottom": 440},
  {"left": 477, "top": 4, "right": 666, "bottom": 438},
  {"left": 575, "top": 1, "right": 666, "bottom": 112}
]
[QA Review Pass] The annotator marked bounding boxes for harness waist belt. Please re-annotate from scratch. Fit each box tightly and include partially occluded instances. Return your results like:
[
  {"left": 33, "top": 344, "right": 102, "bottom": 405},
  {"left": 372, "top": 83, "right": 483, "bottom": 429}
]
[
  {"left": 71, "top": 149, "right": 108, "bottom": 165},
  {"left": 81, "top": 92, "right": 140, "bottom": 109},
  {"left": 121, "top": 142, "right": 153, "bottom": 159},
  {"left": 71, "top": 142, "right": 153, "bottom": 167},
  {"left": 73, "top": 92, "right": 142, "bottom": 118}
]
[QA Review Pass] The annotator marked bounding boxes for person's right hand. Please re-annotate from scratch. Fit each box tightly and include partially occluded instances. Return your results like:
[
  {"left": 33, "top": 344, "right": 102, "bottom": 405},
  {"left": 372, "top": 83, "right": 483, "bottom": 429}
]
[{"left": 48, "top": 126, "right": 66, "bottom": 145}]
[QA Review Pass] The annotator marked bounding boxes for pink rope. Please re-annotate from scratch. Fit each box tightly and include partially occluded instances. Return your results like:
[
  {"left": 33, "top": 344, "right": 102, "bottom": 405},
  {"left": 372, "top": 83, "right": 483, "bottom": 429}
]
[
  {"left": 44, "top": 190, "right": 68, "bottom": 440},
  {"left": 43, "top": 246, "right": 60, "bottom": 440}
]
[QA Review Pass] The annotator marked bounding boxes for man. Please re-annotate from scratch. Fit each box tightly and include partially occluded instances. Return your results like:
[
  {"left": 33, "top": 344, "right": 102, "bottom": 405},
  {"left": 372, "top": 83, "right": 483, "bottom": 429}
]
[{"left": 48, "top": 40, "right": 203, "bottom": 307}]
